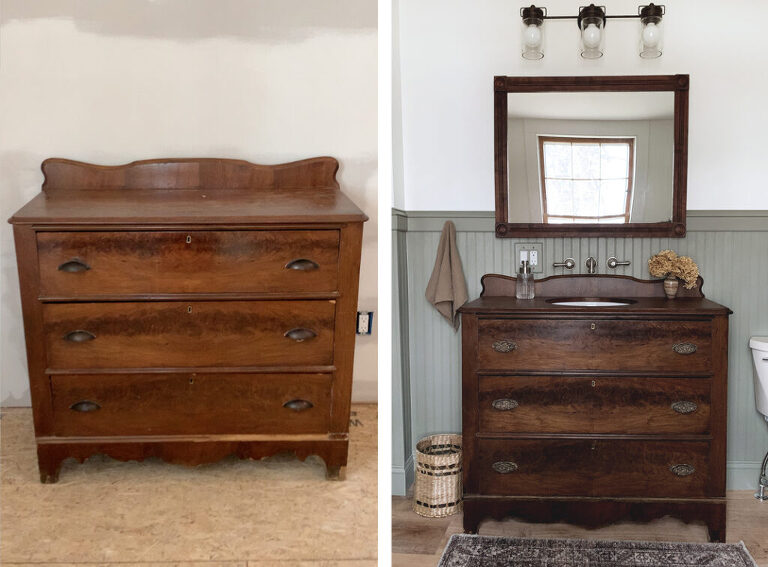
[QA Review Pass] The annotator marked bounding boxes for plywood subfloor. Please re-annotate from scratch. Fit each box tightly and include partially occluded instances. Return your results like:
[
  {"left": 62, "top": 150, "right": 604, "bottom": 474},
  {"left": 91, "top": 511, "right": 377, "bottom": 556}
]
[
  {"left": 392, "top": 493, "right": 768, "bottom": 567},
  {"left": 0, "top": 405, "right": 377, "bottom": 566}
]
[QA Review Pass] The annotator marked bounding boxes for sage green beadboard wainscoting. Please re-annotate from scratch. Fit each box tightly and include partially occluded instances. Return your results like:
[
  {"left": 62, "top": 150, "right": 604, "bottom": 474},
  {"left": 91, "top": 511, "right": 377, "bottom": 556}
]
[{"left": 392, "top": 209, "right": 768, "bottom": 495}]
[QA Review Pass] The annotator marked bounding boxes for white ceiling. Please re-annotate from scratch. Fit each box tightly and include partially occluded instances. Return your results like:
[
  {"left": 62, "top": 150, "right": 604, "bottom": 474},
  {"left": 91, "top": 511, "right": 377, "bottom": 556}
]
[{"left": 508, "top": 91, "right": 675, "bottom": 121}]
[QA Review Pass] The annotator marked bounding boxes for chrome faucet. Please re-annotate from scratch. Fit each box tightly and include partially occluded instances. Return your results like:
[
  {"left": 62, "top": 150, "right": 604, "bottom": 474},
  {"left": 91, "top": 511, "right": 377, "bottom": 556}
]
[{"left": 585, "top": 256, "right": 598, "bottom": 274}]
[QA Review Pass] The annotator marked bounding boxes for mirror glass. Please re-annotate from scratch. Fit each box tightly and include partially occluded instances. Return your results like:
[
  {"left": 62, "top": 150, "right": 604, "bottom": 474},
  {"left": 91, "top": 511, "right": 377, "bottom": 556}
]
[{"left": 506, "top": 91, "right": 675, "bottom": 225}]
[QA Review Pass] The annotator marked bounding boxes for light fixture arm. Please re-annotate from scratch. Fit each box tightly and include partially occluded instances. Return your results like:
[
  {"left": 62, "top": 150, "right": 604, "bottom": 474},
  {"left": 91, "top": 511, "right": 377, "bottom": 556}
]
[{"left": 523, "top": 3, "right": 665, "bottom": 25}]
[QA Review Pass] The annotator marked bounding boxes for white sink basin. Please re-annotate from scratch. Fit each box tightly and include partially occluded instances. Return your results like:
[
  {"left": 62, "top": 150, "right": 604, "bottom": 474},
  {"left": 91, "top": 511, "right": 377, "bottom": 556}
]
[{"left": 550, "top": 300, "right": 632, "bottom": 307}]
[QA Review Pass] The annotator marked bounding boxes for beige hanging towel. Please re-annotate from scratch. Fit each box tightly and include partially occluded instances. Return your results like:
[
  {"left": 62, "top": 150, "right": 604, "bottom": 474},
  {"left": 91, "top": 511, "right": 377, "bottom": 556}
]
[{"left": 425, "top": 220, "right": 468, "bottom": 330}]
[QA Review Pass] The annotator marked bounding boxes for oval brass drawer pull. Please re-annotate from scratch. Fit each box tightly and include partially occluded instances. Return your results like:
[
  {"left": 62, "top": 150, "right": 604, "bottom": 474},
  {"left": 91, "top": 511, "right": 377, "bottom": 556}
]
[
  {"left": 672, "top": 342, "right": 697, "bottom": 355},
  {"left": 63, "top": 330, "right": 96, "bottom": 343},
  {"left": 492, "top": 461, "right": 518, "bottom": 474},
  {"left": 671, "top": 401, "right": 698, "bottom": 414},
  {"left": 284, "top": 328, "right": 318, "bottom": 342},
  {"left": 492, "top": 340, "right": 517, "bottom": 353},
  {"left": 492, "top": 399, "right": 519, "bottom": 411},
  {"left": 70, "top": 400, "right": 101, "bottom": 412},
  {"left": 670, "top": 464, "right": 695, "bottom": 477},
  {"left": 285, "top": 258, "right": 319, "bottom": 271},
  {"left": 283, "top": 399, "right": 314, "bottom": 412},
  {"left": 57, "top": 259, "right": 90, "bottom": 273}
]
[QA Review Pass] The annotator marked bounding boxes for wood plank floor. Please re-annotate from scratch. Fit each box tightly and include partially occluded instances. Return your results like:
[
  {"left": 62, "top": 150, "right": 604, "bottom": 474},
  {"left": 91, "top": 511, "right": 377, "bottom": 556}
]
[{"left": 393, "top": 493, "right": 768, "bottom": 566}]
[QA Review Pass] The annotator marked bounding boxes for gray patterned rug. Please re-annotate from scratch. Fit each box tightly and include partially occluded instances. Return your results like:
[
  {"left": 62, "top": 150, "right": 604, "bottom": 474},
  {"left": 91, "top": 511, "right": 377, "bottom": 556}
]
[{"left": 438, "top": 535, "right": 759, "bottom": 567}]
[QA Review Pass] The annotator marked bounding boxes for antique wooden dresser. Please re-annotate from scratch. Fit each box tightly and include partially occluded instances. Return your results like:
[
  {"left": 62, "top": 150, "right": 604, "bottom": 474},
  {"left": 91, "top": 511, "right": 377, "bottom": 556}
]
[
  {"left": 459, "top": 274, "right": 731, "bottom": 541},
  {"left": 9, "top": 157, "right": 367, "bottom": 483}
]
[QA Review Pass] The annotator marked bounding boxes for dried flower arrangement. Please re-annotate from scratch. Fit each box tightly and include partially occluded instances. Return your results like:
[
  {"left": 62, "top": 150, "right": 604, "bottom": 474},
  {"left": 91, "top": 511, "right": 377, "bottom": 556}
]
[{"left": 648, "top": 249, "right": 700, "bottom": 290}]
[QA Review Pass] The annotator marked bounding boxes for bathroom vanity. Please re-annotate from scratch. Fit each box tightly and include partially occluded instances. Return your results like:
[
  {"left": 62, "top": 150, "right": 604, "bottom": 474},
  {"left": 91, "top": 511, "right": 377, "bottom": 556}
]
[
  {"left": 9, "top": 157, "right": 366, "bottom": 483},
  {"left": 459, "top": 274, "right": 731, "bottom": 541}
]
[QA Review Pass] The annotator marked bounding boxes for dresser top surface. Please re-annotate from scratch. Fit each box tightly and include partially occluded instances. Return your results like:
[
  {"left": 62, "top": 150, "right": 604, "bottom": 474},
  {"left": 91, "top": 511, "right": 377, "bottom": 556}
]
[
  {"left": 9, "top": 156, "right": 367, "bottom": 226},
  {"left": 460, "top": 295, "right": 731, "bottom": 315},
  {"left": 9, "top": 186, "right": 368, "bottom": 226}
]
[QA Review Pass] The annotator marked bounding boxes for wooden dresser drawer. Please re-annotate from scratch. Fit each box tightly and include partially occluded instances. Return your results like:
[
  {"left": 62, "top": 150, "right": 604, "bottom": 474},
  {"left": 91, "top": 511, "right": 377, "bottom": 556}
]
[
  {"left": 476, "top": 439, "right": 711, "bottom": 498},
  {"left": 479, "top": 376, "right": 711, "bottom": 434},
  {"left": 477, "top": 318, "right": 712, "bottom": 373},
  {"left": 44, "top": 300, "right": 335, "bottom": 369},
  {"left": 37, "top": 230, "right": 340, "bottom": 296},
  {"left": 51, "top": 373, "right": 331, "bottom": 436}
]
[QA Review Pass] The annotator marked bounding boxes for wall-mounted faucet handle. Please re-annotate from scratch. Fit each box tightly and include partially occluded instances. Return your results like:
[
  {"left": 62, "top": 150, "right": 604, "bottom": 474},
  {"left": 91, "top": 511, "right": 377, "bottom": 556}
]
[
  {"left": 585, "top": 257, "right": 598, "bottom": 274},
  {"left": 553, "top": 258, "right": 575, "bottom": 270},
  {"left": 607, "top": 257, "right": 631, "bottom": 269}
]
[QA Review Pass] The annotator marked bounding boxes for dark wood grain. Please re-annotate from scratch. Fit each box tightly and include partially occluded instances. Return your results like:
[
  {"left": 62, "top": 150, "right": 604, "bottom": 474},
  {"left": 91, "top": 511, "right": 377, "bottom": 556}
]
[
  {"left": 10, "top": 189, "right": 367, "bottom": 226},
  {"left": 462, "top": 313, "right": 480, "bottom": 496},
  {"left": 38, "top": 230, "right": 340, "bottom": 295},
  {"left": 480, "top": 274, "right": 708, "bottom": 300},
  {"left": 475, "top": 439, "right": 710, "bottom": 498},
  {"left": 44, "top": 300, "right": 335, "bottom": 369},
  {"left": 41, "top": 156, "right": 341, "bottom": 191},
  {"left": 9, "top": 156, "right": 366, "bottom": 482},
  {"left": 478, "top": 376, "right": 711, "bottom": 434},
  {"left": 12, "top": 226, "right": 54, "bottom": 436},
  {"left": 9, "top": 157, "right": 367, "bottom": 226},
  {"left": 36, "top": 436, "right": 349, "bottom": 484},
  {"left": 477, "top": 318, "right": 713, "bottom": 373},
  {"left": 329, "top": 221, "right": 364, "bottom": 433},
  {"left": 709, "top": 315, "right": 729, "bottom": 495},
  {"left": 461, "top": 273, "right": 730, "bottom": 540},
  {"left": 462, "top": 497, "right": 726, "bottom": 542},
  {"left": 51, "top": 373, "right": 332, "bottom": 436},
  {"left": 493, "top": 75, "right": 689, "bottom": 238}
]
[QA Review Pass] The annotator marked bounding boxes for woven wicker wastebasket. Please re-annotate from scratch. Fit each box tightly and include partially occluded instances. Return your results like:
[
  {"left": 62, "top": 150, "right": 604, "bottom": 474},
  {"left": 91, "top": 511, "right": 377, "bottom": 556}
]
[{"left": 412, "top": 434, "right": 463, "bottom": 517}]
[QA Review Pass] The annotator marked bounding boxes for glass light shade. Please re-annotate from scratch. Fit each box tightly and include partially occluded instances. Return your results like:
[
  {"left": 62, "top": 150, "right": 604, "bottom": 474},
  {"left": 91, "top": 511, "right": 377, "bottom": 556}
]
[
  {"left": 520, "top": 6, "right": 545, "bottom": 60},
  {"left": 522, "top": 23, "right": 544, "bottom": 59},
  {"left": 579, "top": 20, "right": 604, "bottom": 59},
  {"left": 639, "top": 20, "right": 663, "bottom": 58}
]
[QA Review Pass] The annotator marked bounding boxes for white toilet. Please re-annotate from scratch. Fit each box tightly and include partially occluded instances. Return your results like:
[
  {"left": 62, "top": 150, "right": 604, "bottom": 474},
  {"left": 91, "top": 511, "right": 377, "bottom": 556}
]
[
  {"left": 751, "top": 337, "right": 768, "bottom": 419},
  {"left": 749, "top": 336, "right": 768, "bottom": 500}
]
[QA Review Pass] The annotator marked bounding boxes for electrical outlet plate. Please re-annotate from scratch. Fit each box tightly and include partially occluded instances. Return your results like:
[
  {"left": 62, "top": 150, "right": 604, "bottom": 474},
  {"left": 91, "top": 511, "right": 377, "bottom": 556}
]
[
  {"left": 514, "top": 242, "right": 544, "bottom": 273},
  {"left": 356, "top": 311, "right": 373, "bottom": 335}
]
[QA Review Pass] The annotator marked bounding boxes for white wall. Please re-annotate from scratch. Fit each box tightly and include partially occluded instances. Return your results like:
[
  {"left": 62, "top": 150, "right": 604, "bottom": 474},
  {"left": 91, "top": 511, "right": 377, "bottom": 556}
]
[
  {"left": 397, "top": 0, "right": 768, "bottom": 211},
  {"left": 0, "top": 0, "right": 378, "bottom": 405}
]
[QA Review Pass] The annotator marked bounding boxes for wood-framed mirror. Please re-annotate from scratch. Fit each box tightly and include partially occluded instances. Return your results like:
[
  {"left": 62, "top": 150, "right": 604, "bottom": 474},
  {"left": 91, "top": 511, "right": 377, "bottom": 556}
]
[{"left": 494, "top": 75, "right": 689, "bottom": 238}]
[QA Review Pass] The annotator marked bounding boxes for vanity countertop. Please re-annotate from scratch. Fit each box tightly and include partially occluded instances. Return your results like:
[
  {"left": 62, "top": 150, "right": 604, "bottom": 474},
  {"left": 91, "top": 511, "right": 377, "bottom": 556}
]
[{"left": 460, "top": 295, "right": 731, "bottom": 315}]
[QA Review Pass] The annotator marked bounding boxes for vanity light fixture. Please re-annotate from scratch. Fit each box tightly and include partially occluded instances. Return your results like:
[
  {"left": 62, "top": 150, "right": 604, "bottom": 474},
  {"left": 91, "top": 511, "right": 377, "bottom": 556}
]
[{"left": 519, "top": 3, "right": 664, "bottom": 60}]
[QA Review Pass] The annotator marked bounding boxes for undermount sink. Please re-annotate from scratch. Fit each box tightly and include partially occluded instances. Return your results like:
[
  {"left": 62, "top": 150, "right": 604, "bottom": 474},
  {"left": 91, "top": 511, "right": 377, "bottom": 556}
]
[{"left": 547, "top": 298, "right": 636, "bottom": 307}]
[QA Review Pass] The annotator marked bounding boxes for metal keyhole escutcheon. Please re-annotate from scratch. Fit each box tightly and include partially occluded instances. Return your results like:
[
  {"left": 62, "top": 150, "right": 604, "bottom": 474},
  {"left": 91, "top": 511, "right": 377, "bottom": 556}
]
[
  {"left": 187, "top": 306, "right": 192, "bottom": 314},
  {"left": 591, "top": 380, "right": 596, "bottom": 388},
  {"left": 590, "top": 323, "right": 596, "bottom": 330},
  {"left": 186, "top": 235, "right": 192, "bottom": 244}
]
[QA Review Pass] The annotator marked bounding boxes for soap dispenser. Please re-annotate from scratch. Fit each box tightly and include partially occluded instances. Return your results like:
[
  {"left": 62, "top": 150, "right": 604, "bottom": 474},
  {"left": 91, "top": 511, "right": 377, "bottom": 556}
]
[{"left": 516, "top": 260, "right": 535, "bottom": 299}]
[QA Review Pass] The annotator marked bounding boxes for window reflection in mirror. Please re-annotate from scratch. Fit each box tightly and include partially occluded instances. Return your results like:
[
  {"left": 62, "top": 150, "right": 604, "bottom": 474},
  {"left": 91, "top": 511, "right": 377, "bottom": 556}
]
[{"left": 507, "top": 91, "right": 674, "bottom": 225}]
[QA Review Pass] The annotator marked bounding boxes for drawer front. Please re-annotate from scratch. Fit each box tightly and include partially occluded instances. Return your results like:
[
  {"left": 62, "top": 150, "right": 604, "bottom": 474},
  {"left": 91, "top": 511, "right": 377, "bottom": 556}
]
[
  {"left": 479, "top": 376, "right": 711, "bottom": 434},
  {"left": 477, "top": 318, "right": 712, "bottom": 373},
  {"left": 44, "top": 300, "right": 335, "bottom": 369},
  {"left": 476, "top": 439, "right": 710, "bottom": 498},
  {"left": 38, "top": 230, "right": 340, "bottom": 296},
  {"left": 51, "top": 373, "right": 331, "bottom": 435}
]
